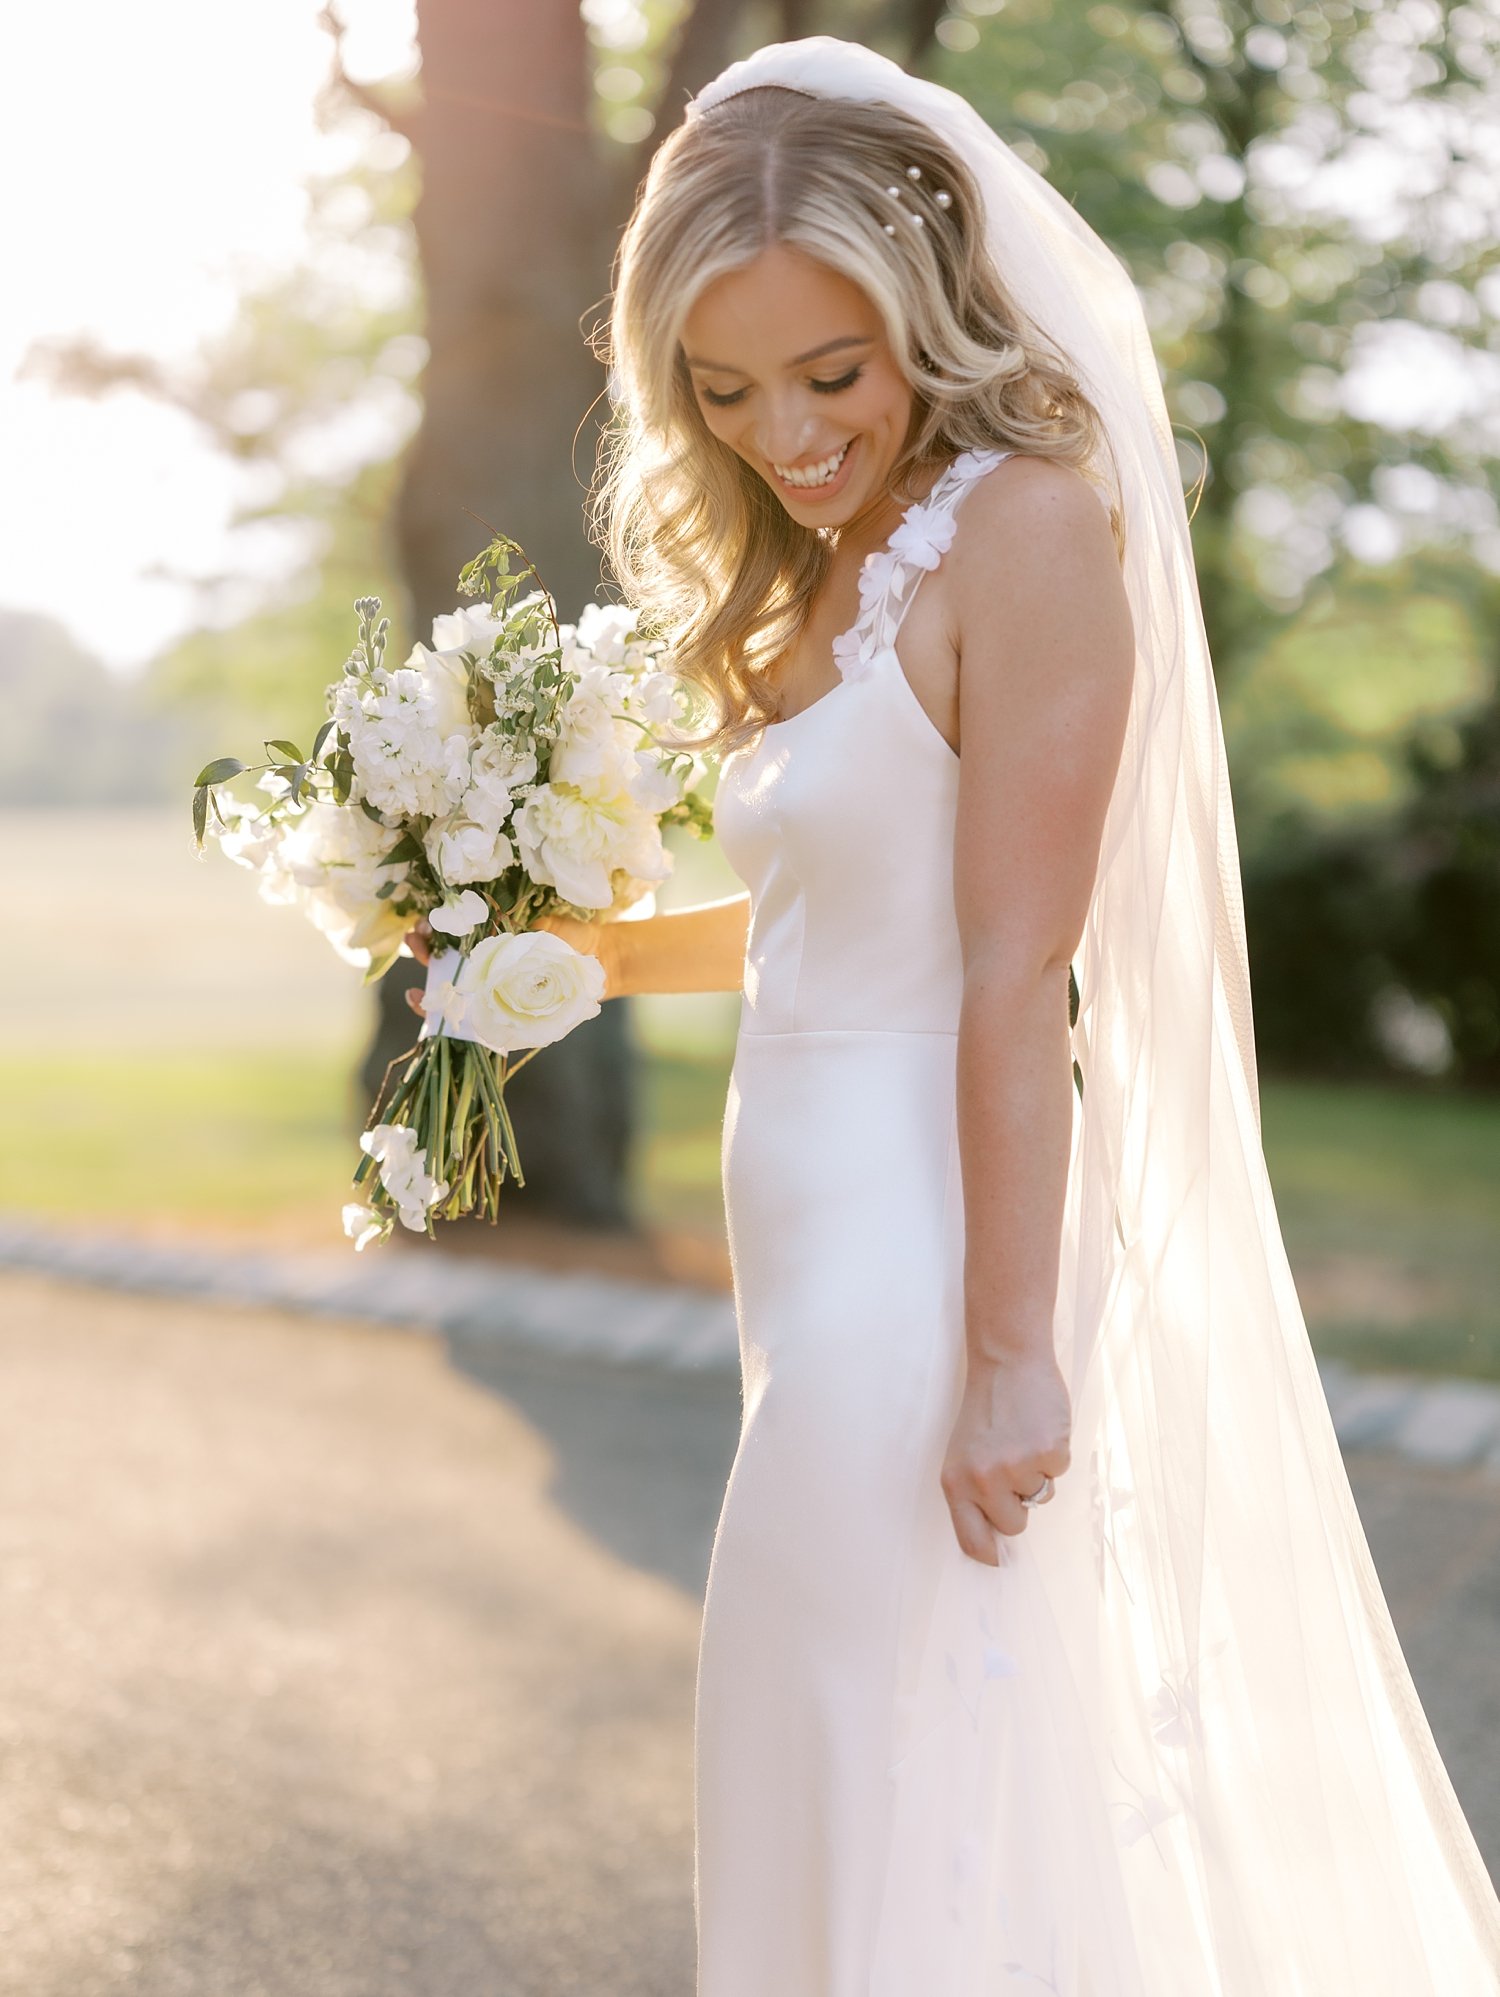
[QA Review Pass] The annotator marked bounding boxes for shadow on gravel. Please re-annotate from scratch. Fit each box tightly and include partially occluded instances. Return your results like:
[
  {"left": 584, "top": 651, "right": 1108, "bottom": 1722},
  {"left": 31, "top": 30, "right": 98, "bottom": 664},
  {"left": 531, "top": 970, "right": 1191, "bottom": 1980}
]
[{"left": 444, "top": 1334, "right": 744, "bottom": 1599}]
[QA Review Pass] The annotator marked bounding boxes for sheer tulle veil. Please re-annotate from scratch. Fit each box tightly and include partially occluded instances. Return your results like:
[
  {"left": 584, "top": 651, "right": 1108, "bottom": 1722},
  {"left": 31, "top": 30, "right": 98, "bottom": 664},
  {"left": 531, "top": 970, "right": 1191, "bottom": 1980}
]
[{"left": 686, "top": 36, "right": 1500, "bottom": 1988}]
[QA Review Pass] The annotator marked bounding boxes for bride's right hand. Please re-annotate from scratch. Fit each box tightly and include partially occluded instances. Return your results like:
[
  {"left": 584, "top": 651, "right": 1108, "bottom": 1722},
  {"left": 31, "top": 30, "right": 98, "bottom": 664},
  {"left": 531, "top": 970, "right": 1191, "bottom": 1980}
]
[
  {"left": 404, "top": 917, "right": 434, "bottom": 1017},
  {"left": 402, "top": 911, "right": 626, "bottom": 1018},
  {"left": 530, "top": 909, "right": 624, "bottom": 997}
]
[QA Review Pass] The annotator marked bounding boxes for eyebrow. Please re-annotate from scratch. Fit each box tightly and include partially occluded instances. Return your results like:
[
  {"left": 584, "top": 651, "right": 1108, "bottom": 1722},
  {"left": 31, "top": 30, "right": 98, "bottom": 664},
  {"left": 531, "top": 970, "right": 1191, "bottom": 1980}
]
[{"left": 682, "top": 334, "right": 874, "bottom": 375}]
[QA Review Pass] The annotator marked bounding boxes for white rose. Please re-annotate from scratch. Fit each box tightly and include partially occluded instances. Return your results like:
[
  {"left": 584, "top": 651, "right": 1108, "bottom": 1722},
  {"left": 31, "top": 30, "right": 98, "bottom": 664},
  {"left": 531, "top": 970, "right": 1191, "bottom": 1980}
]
[{"left": 454, "top": 930, "right": 606, "bottom": 1053}]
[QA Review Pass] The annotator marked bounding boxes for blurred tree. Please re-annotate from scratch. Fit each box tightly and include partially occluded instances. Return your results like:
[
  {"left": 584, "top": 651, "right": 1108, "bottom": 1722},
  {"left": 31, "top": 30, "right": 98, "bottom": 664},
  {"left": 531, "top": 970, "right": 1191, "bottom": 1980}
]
[
  {"left": 343, "top": 0, "right": 946, "bottom": 1233},
  {"left": 0, "top": 612, "right": 192, "bottom": 808},
  {"left": 927, "top": 0, "right": 1500, "bottom": 682}
]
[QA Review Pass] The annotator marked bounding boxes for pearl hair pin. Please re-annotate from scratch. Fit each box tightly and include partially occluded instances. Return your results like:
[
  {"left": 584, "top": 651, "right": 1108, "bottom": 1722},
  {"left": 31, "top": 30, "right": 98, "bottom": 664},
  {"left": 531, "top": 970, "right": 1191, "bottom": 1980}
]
[{"left": 881, "top": 163, "right": 954, "bottom": 235}]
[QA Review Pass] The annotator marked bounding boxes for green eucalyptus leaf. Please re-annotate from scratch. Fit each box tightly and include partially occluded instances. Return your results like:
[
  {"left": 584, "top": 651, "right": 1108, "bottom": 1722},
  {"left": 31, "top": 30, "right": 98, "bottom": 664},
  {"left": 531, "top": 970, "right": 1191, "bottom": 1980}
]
[
  {"left": 382, "top": 830, "right": 425, "bottom": 866},
  {"left": 194, "top": 756, "right": 245, "bottom": 787},
  {"left": 266, "top": 738, "right": 303, "bottom": 763},
  {"left": 192, "top": 785, "right": 208, "bottom": 848},
  {"left": 312, "top": 720, "right": 336, "bottom": 762}
]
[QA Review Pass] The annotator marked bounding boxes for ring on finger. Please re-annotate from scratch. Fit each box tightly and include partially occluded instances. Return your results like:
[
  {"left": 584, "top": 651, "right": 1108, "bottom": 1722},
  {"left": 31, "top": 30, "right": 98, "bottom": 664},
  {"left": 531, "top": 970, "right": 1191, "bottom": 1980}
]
[{"left": 1019, "top": 1473, "right": 1055, "bottom": 1509}]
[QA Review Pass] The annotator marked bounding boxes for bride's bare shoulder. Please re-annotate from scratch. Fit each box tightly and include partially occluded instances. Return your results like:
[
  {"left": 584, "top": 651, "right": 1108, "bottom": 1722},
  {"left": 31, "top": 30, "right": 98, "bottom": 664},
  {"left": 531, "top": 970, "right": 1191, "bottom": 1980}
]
[
  {"left": 952, "top": 452, "right": 1115, "bottom": 566},
  {"left": 945, "top": 451, "right": 1127, "bottom": 633}
]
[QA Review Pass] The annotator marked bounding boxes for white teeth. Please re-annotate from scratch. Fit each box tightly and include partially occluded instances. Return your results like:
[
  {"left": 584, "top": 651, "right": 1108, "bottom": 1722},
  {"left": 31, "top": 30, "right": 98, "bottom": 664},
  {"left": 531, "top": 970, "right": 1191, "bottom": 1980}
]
[{"left": 773, "top": 440, "right": 850, "bottom": 489}]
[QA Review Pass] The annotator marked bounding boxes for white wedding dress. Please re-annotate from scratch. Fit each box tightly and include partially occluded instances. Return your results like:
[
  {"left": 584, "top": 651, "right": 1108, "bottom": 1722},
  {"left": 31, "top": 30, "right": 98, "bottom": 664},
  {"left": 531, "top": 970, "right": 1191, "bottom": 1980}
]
[{"left": 694, "top": 445, "right": 1500, "bottom": 1995}]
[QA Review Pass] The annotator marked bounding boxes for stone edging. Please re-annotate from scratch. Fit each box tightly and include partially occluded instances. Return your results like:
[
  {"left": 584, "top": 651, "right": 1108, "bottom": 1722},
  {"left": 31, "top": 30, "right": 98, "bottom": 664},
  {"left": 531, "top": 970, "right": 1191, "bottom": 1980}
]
[{"left": 2, "top": 1215, "right": 1499, "bottom": 1475}]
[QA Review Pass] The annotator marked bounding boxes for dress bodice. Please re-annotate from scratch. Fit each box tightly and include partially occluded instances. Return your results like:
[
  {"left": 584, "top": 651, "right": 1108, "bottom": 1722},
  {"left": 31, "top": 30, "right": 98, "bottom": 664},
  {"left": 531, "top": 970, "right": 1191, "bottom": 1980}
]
[{"left": 715, "top": 447, "right": 1013, "bottom": 1037}]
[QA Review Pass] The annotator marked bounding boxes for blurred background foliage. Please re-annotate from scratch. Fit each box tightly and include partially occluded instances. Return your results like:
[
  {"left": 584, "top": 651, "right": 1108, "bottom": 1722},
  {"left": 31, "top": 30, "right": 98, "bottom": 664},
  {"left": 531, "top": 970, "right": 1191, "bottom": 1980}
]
[{"left": 8, "top": 0, "right": 1499, "bottom": 1365}]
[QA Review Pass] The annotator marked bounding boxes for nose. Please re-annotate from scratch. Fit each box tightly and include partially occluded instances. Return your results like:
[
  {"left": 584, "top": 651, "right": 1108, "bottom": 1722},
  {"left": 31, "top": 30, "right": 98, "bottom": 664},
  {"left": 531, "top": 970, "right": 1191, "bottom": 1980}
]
[{"left": 752, "top": 395, "right": 825, "bottom": 467}]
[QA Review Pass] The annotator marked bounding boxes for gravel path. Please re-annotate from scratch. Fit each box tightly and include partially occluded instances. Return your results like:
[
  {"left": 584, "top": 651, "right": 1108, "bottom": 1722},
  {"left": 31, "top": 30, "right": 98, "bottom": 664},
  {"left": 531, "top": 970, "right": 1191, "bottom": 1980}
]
[{"left": 0, "top": 1266, "right": 1494, "bottom": 1995}]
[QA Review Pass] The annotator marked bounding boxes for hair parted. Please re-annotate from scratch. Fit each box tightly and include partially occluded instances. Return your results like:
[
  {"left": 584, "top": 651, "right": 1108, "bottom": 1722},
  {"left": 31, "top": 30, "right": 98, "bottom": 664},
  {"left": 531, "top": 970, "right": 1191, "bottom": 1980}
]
[{"left": 589, "top": 84, "right": 1125, "bottom": 759}]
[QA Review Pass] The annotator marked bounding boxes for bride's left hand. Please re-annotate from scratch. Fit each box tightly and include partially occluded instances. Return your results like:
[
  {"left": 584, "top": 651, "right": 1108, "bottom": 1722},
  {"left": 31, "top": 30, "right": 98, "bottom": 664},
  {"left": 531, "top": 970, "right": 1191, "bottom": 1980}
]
[{"left": 941, "top": 1349, "right": 1072, "bottom": 1564}]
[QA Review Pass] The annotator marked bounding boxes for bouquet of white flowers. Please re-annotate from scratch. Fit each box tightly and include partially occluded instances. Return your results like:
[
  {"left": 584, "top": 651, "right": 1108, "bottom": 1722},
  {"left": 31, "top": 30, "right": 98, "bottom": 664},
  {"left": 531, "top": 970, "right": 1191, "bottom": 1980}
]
[{"left": 192, "top": 533, "right": 710, "bottom": 1250}]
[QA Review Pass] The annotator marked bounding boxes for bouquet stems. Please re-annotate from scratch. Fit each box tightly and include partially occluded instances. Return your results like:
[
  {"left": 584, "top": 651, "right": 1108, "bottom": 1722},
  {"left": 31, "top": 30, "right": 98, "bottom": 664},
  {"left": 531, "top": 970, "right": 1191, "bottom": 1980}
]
[{"left": 356, "top": 1033, "right": 545, "bottom": 1238}]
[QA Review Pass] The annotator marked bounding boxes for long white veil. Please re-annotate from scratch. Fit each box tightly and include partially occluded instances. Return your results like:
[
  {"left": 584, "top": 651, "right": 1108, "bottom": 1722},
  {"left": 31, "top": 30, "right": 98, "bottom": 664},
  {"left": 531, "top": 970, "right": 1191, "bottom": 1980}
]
[{"left": 688, "top": 36, "right": 1500, "bottom": 1990}]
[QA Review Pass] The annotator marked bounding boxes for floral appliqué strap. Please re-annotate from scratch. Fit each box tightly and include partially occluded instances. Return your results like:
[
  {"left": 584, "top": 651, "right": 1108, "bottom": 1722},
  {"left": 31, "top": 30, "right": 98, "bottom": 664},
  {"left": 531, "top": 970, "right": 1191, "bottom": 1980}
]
[{"left": 830, "top": 446, "right": 1013, "bottom": 683}]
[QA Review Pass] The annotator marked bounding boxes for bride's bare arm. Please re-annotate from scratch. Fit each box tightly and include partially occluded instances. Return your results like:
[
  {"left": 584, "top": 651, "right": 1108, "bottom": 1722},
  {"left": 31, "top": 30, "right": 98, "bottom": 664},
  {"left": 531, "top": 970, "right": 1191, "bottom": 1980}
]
[
  {"left": 942, "top": 457, "right": 1134, "bottom": 1558},
  {"left": 538, "top": 892, "right": 749, "bottom": 996},
  {"left": 403, "top": 891, "right": 749, "bottom": 1002}
]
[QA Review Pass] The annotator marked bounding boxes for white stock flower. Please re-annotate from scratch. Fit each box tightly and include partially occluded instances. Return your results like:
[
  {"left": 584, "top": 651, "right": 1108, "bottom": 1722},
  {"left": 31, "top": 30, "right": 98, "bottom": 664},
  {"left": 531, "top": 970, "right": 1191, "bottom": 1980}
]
[
  {"left": 337, "top": 657, "right": 474, "bottom": 819},
  {"left": 358, "top": 1123, "right": 449, "bottom": 1233},
  {"left": 454, "top": 930, "right": 605, "bottom": 1054},
  {"left": 428, "top": 889, "right": 490, "bottom": 937}
]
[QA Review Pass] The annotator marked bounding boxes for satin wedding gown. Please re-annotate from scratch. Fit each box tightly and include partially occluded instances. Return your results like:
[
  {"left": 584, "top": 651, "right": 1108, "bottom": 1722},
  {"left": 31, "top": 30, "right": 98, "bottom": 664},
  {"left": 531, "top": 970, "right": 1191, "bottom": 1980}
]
[{"left": 694, "top": 444, "right": 1500, "bottom": 1996}]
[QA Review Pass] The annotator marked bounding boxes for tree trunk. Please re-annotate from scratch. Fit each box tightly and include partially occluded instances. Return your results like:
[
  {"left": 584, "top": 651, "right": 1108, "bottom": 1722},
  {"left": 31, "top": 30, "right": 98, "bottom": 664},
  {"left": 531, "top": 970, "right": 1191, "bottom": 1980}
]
[{"left": 361, "top": 0, "right": 637, "bottom": 1231}]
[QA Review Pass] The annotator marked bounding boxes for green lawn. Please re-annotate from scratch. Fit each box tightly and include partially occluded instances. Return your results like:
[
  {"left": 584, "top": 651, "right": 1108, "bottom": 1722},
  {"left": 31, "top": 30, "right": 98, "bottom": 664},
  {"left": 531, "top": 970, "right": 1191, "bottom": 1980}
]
[{"left": 7, "top": 1039, "right": 1494, "bottom": 1381}]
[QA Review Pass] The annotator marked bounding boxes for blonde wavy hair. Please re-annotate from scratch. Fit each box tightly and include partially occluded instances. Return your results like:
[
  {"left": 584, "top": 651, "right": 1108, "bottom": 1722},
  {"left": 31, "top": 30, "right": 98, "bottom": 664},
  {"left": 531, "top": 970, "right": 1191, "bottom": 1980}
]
[{"left": 590, "top": 84, "right": 1125, "bottom": 759}]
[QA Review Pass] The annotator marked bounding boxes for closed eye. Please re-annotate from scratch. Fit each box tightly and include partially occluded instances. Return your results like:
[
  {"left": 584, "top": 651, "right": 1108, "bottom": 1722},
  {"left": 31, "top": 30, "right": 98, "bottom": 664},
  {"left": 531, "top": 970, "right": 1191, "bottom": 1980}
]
[{"left": 699, "top": 364, "right": 866, "bottom": 410}]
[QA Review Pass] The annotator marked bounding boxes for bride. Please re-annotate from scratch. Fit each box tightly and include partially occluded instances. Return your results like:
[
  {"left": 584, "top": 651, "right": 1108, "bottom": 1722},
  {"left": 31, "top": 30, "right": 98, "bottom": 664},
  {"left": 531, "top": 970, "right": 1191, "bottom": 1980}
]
[{"left": 431, "top": 35, "right": 1500, "bottom": 1995}]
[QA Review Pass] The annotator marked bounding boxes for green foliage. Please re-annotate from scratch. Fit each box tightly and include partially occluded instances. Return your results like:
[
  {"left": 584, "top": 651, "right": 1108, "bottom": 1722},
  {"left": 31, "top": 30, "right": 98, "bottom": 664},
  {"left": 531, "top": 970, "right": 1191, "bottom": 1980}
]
[{"left": 931, "top": 0, "right": 1500, "bottom": 675}]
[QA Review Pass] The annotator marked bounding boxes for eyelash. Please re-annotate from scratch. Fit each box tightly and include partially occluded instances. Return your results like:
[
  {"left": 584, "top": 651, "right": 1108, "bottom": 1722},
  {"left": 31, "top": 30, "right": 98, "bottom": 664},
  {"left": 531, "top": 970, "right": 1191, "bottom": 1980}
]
[{"left": 700, "top": 365, "right": 865, "bottom": 409}]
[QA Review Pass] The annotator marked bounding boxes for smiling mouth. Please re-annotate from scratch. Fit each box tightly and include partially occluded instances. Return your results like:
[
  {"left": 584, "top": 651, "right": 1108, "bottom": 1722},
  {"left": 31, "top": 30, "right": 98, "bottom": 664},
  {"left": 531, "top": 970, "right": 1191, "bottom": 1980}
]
[{"left": 771, "top": 439, "right": 853, "bottom": 490}]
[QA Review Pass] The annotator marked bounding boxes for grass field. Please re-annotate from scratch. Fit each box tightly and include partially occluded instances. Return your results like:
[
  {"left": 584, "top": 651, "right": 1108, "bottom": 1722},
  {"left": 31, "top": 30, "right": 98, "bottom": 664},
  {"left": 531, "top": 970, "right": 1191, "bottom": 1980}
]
[{"left": 8, "top": 810, "right": 1498, "bottom": 1378}]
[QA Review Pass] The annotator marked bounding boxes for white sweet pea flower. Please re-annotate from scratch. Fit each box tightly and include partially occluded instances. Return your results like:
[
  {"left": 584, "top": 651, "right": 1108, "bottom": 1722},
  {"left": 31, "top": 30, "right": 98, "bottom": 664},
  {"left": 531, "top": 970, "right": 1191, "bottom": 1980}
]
[
  {"left": 274, "top": 801, "right": 411, "bottom": 966},
  {"left": 428, "top": 889, "right": 490, "bottom": 937},
  {"left": 417, "top": 950, "right": 470, "bottom": 1039},
  {"left": 428, "top": 600, "right": 507, "bottom": 661},
  {"left": 213, "top": 796, "right": 284, "bottom": 874},
  {"left": 454, "top": 930, "right": 606, "bottom": 1053},
  {"left": 358, "top": 1123, "right": 448, "bottom": 1232},
  {"left": 631, "top": 669, "right": 680, "bottom": 727},
  {"left": 342, "top": 1203, "right": 388, "bottom": 1252},
  {"left": 569, "top": 602, "right": 640, "bottom": 668},
  {"left": 424, "top": 786, "right": 516, "bottom": 887},
  {"left": 402, "top": 643, "right": 473, "bottom": 739},
  {"left": 627, "top": 750, "right": 681, "bottom": 815}
]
